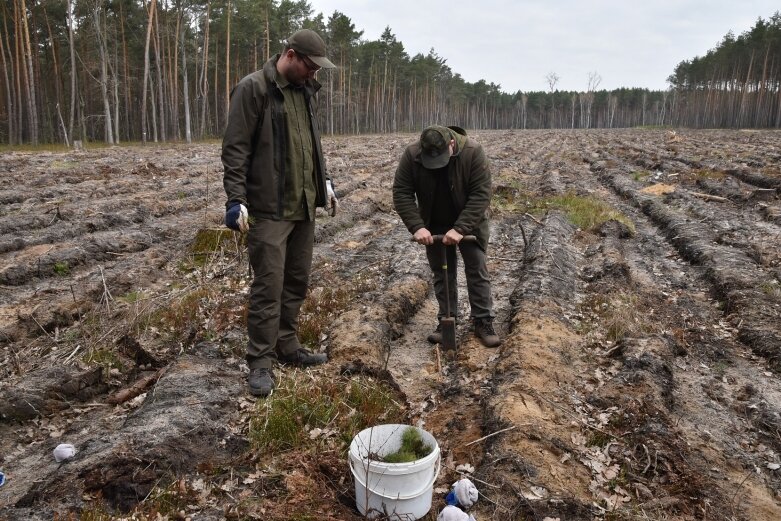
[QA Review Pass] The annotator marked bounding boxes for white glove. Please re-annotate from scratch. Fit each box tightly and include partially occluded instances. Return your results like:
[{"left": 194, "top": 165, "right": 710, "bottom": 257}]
[
  {"left": 438, "top": 505, "right": 476, "bottom": 521},
  {"left": 53, "top": 443, "right": 77, "bottom": 462},
  {"left": 225, "top": 203, "right": 249, "bottom": 233},
  {"left": 453, "top": 478, "right": 479, "bottom": 508},
  {"left": 326, "top": 180, "right": 338, "bottom": 217},
  {"left": 237, "top": 204, "right": 249, "bottom": 232}
]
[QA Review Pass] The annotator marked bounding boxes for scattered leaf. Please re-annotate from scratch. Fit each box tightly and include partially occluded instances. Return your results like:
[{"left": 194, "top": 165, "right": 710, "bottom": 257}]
[{"left": 455, "top": 463, "right": 475, "bottom": 474}]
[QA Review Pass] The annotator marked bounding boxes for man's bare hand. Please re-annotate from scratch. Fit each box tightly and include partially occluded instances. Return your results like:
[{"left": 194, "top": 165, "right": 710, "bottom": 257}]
[
  {"left": 442, "top": 229, "right": 463, "bottom": 245},
  {"left": 413, "top": 228, "right": 434, "bottom": 245}
]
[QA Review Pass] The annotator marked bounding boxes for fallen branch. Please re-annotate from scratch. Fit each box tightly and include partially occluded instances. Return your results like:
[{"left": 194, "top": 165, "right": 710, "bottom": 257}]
[
  {"left": 523, "top": 212, "right": 543, "bottom": 225},
  {"left": 99, "top": 265, "right": 114, "bottom": 312},
  {"left": 691, "top": 191, "right": 728, "bottom": 203},
  {"left": 107, "top": 368, "right": 165, "bottom": 405},
  {"left": 442, "top": 463, "right": 502, "bottom": 490},
  {"left": 465, "top": 424, "right": 523, "bottom": 446}
]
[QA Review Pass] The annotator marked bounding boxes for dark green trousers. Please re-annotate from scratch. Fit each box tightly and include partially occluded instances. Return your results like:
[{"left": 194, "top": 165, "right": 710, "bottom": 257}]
[
  {"left": 246, "top": 219, "right": 315, "bottom": 370},
  {"left": 425, "top": 240, "right": 494, "bottom": 322}
]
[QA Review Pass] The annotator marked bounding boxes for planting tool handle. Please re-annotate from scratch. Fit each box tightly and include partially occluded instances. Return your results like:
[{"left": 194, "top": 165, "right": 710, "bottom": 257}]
[
  {"left": 409, "top": 234, "right": 477, "bottom": 243},
  {"left": 349, "top": 453, "right": 442, "bottom": 501}
]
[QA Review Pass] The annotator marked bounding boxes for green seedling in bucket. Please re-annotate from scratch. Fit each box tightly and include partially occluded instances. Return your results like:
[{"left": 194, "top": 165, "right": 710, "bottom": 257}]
[
  {"left": 350, "top": 424, "right": 442, "bottom": 518},
  {"left": 383, "top": 427, "right": 433, "bottom": 463}
]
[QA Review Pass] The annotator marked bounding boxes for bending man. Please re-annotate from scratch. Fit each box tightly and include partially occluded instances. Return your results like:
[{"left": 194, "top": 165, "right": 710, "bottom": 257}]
[{"left": 393, "top": 125, "right": 500, "bottom": 348}]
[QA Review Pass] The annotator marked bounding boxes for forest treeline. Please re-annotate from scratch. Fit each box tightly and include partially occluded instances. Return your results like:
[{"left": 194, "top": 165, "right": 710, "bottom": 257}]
[
  {"left": 669, "top": 12, "right": 781, "bottom": 128},
  {"left": 1, "top": 1, "right": 780, "bottom": 146}
]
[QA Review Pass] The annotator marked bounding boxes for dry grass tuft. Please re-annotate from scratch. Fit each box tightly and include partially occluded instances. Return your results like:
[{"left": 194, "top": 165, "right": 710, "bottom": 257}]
[{"left": 249, "top": 370, "right": 405, "bottom": 455}]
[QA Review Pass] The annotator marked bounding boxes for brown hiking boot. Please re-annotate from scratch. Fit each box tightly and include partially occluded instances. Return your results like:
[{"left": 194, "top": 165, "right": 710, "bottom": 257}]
[
  {"left": 474, "top": 318, "right": 501, "bottom": 348},
  {"left": 427, "top": 322, "right": 443, "bottom": 344}
]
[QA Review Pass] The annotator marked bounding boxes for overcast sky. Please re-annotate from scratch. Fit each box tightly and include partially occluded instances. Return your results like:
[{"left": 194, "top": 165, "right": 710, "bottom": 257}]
[{"left": 306, "top": 0, "right": 779, "bottom": 93}]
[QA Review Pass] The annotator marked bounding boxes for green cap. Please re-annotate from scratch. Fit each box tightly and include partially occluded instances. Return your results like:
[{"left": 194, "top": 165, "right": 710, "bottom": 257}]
[
  {"left": 420, "top": 126, "right": 453, "bottom": 169},
  {"left": 287, "top": 29, "right": 336, "bottom": 69}
]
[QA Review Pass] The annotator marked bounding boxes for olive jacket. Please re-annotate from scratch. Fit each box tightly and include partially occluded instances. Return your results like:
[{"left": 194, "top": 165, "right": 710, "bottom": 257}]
[
  {"left": 222, "top": 55, "right": 330, "bottom": 219},
  {"left": 392, "top": 127, "right": 491, "bottom": 251}
]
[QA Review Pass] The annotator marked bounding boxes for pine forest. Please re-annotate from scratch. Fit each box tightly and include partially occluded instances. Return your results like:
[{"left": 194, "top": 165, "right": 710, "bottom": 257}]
[{"left": 1, "top": 1, "right": 780, "bottom": 145}]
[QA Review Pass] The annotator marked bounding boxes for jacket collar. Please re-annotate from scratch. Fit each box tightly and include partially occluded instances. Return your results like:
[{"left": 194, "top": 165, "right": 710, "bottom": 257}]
[{"left": 452, "top": 130, "right": 466, "bottom": 157}]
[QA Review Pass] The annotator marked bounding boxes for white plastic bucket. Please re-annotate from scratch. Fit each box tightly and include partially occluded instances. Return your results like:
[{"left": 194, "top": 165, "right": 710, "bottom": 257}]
[{"left": 349, "top": 424, "right": 441, "bottom": 520}]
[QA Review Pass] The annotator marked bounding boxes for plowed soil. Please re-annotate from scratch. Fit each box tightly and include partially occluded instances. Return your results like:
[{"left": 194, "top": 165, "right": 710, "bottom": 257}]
[{"left": 1, "top": 129, "right": 780, "bottom": 520}]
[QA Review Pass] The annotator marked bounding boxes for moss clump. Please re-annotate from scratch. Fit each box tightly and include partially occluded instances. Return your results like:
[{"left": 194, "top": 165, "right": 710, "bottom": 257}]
[{"left": 383, "top": 427, "right": 433, "bottom": 463}]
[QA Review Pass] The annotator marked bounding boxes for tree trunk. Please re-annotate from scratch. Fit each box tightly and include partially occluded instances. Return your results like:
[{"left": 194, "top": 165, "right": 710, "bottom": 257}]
[
  {"left": 12, "top": 1, "right": 23, "bottom": 143},
  {"left": 150, "top": 74, "right": 158, "bottom": 141},
  {"left": 224, "top": 0, "right": 231, "bottom": 121},
  {"left": 181, "top": 14, "right": 191, "bottom": 143},
  {"left": 94, "top": 1, "right": 114, "bottom": 144},
  {"left": 264, "top": 5, "right": 269, "bottom": 61},
  {"left": 570, "top": 94, "right": 576, "bottom": 128},
  {"left": 328, "top": 67, "right": 333, "bottom": 135},
  {"left": 119, "top": 1, "right": 131, "bottom": 140},
  {"left": 19, "top": 0, "right": 38, "bottom": 144},
  {"left": 112, "top": 36, "right": 120, "bottom": 143},
  {"left": 172, "top": 7, "right": 181, "bottom": 140},
  {"left": 0, "top": 2, "right": 15, "bottom": 144},
  {"left": 153, "top": 1, "right": 166, "bottom": 141},
  {"left": 42, "top": 6, "right": 65, "bottom": 143},
  {"left": 738, "top": 50, "right": 754, "bottom": 128},
  {"left": 198, "top": 2, "right": 210, "bottom": 138},
  {"left": 141, "top": 0, "right": 157, "bottom": 142},
  {"left": 67, "top": 0, "right": 77, "bottom": 143},
  {"left": 214, "top": 35, "right": 219, "bottom": 132},
  {"left": 214, "top": 36, "right": 219, "bottom": 132}
]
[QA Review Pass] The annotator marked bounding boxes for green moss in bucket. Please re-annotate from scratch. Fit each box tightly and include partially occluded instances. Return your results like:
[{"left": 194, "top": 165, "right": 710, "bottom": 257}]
[{"left": 382, "top": 427, "right": 433, "bottom": 463}]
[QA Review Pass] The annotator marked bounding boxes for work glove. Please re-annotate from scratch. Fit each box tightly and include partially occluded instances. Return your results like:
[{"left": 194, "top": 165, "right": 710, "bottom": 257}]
[
  {"left": 438, "top": 505, "right": 476, "bottom": 521},
  {"left": 326, "top": 179, "right": 338, "bottom": 217},
  {"left": 225, "top": 202, "right": 249, "bottom": 232},
  {"left": 446, "top": 478, "right": 479, "bottom": 508}
]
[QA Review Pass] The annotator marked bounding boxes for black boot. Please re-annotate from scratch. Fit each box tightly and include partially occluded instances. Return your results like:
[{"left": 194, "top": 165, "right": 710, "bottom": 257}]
[
  {"left": 278, "top": 348, "right": 328, "bottom": 367},
  {"left": 248, "top": 368, "right": 275, "bottom": 397}
]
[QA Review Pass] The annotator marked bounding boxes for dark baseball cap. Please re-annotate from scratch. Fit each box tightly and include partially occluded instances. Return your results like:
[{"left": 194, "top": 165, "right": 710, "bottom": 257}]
[
  {"left": 420, "top": 126, "right": 453, "bottom": 169},
  {"left": 287, "top": 29, "right": 336, "bottom": 69}
]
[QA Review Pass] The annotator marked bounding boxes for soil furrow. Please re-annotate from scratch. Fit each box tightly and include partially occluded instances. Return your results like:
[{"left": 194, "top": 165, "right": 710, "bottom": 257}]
[
  {"left": 2, "top": 132, "right": 781, "bottom": 521},
  {"left": 599, "top": 169, "right": 781, "bottom": 371}
]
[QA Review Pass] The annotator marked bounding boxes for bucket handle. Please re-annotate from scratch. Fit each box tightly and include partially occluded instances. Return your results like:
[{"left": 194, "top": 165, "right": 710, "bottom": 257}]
[{"left": 350, "top": 453, "right": 442, "bottom": 501}]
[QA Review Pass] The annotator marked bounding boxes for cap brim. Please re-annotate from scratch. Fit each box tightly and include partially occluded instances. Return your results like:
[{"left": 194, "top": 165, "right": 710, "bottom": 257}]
[
  {"left": 309, "top": 55, "right": 336, "bottom": 69},
  {"left": 421, "top": 149, "right": 451, "bottom": 169}
]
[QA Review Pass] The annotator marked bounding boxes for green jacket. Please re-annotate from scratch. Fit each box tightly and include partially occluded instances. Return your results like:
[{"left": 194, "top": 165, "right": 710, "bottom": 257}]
[
  {"left": 222, "top": 55, "right": 330, "bottom": 219},
  {"left": 392, "top": 127, "right": 491, "bottom": 251}
]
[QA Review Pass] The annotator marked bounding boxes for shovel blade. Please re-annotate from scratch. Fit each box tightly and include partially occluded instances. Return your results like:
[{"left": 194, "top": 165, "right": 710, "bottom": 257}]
[{"left": 440, "top": 317, "right": 457, "bottom": 351}]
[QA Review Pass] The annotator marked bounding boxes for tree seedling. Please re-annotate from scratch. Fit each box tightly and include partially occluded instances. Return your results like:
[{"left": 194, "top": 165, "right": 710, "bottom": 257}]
[{"left": 382, "top": 427, "right": 433, "bottom": 463}]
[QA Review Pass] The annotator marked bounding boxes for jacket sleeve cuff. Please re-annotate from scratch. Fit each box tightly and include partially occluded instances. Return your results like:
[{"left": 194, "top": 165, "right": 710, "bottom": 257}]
[{"left": 226, "top": 199, "right": 247, "bottom": 210}]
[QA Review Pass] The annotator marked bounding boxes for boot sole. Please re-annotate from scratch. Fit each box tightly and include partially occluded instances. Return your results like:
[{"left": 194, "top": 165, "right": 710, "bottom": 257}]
[
  {"left": 248, "top": 385, "right": 274, "bottom": 397},
  {"left": 476, "top": 336, "right": 501, "bottom": 348}
]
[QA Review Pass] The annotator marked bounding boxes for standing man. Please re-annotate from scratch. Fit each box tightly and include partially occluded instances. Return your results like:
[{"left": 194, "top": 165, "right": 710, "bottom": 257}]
[
  {"left": 222, "top": 29, "right": 338, "bottom": 397},
  {"left": 393, "top": 125, "right": 500, "bottom": 348}
]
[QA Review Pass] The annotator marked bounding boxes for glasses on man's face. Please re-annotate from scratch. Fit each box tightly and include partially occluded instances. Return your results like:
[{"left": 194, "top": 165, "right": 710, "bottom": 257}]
[{"left": 296, "top": 52, "right": 321, "bottom": 73}]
